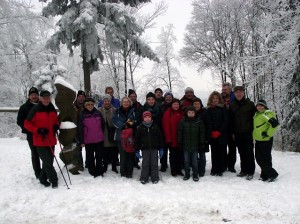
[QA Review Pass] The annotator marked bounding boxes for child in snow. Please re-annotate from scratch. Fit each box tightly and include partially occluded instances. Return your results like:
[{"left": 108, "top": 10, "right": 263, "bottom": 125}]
[
  {"left": 178, "top": 106, "right": 205, "bottom": 182},
  {"left": 135, "top": 111, "right": 164, "bottom": 184},
  {"left": 77, "top": 98, "right": 105, "bottom": 178},
  {"left": 253, "top": 100, "right": 279, "bottom": 182}
]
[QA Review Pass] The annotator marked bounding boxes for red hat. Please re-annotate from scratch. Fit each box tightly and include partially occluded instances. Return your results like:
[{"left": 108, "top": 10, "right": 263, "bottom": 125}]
[{"left": 143, "top": 111, "right": 152, "bottom": 118}]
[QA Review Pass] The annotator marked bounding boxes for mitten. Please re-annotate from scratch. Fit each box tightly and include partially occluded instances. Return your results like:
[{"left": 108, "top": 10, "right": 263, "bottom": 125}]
[
  {"left": 135, "top": 151, "right": 142, "bottom": 159},
  {"left": 268, "top": 118, "right": 279, "bottom": 128},
  {"left": 211, "top": 131, "right": 221, "bottom": 139},
  {"left": 159, "top": 149, "right": 164, "bottom": 159},
  {"left": 37, "top": 128, "right": 49, "bottom": 136}
]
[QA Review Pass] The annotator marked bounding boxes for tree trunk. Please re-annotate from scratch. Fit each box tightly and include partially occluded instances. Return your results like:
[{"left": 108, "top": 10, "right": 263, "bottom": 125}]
[{"left": 82, "top": 55, "right": 91, "bottom": 96}]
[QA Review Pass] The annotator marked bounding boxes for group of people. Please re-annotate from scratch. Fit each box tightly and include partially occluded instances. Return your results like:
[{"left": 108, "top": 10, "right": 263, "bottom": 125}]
[{"left": 17, "top": 83, "right": 280, "bottom": 188}]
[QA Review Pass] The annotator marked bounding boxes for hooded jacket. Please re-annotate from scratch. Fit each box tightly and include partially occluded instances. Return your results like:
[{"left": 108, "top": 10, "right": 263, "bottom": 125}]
[{"left": 253, "top": 110, "right": 279, "bottom": 141}]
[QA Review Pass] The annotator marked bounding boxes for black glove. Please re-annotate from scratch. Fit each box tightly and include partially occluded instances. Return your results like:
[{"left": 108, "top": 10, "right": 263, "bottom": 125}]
[
  {"left": 268, "top": 118, "right": 279, "bottom": 128},
  {"left": 53, "top": 124, "right": 60, "bottom": 133},
  {"left": 37, "top": 128, "right": 49, "bottom": 136},
  {"left": 262, "top": 132, "right": 268, "bottom": 138}
]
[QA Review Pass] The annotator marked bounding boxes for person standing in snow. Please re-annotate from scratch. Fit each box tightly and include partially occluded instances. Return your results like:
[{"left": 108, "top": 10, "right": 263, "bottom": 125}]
[
  {"left": 229, "top": 86, "right": 256, "bottom": 180},
  {"left": 17, "top": 87, "right": 41, "bottom": 179},
  {"left": 135, "top": 111, "right": 164, "bottom": 184},
  {"left": 253, "top": 100, "right": 279, "bottom": 182},
  {"left": 178, "top": 106, "right": 205, "bottom": 182},
  {"left": 221, "top": 82, "right": 237, "bottom": 173},
  {"left": 206, "top": 91, "right": 228, "bottom": 176},
  {"left": 77, "top": 97, "right": 105, "bottom": 178},
  {"left": 98, "top": 94, "right": 118, "bottom": 174},
  {"left": 112, "top": 96, "right": 137, "bottom": 178},
  {"left": 98, "top": 87, "right": 120, "bottom": 109},
  {"left": 180, "top": 87, "right": 198, "bottom": 112},
  {"left": 24, "top": 90, "right": 59, "bottom": 188}
]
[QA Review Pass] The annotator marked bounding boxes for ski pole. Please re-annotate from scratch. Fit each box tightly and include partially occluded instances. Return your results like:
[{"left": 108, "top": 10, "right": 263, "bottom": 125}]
[
  {"left": 56, "top": 133, "right": 72, "bottom": 185},
  {"left": 46, "top": 137, "right": 70, "bottom": 189}
]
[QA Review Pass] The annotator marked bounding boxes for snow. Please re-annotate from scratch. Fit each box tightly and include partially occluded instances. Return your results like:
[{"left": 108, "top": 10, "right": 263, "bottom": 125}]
[
  {"left": 60, "top": 121, "right": 77, "bottom": 129},
  {"left": 54, "top": 77, "right": 77, "bottom": 93},
  {"left": 1, "top": 138, "right": 300, "bottom": 224}
]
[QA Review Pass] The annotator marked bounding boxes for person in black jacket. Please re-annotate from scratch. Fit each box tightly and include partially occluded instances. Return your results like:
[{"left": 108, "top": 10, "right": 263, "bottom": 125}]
[
  {"left": 206, "top": 91, "right": 228, "bottom": 176},
  {"left": 17, "top": 87, "right": 41, "bottom": 179},
  {"left": 135, "top": 111, "right": 164, "bottom": 184}
]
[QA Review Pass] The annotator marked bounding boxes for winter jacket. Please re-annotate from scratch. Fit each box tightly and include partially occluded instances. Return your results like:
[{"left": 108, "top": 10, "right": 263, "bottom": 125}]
[
  {"left": 229, "top": 97, "right": 256, "bottom": 134},
  {"left": 155, "top": 97, "right": 164, "bottom": 109},
  {"left": 222, "top": 91, "right": 235, "bottom": 109},
  {"left": 180, "top": 95, "right": 197, "bottom": 112},
  {"left": 162, "top": 108, "right": 184, "bottom": 148},
  {"left": 196, "top": 108, "right": 210, "bottom": 152},
  {"left": 140, "top": 103, "right": 162, "bottom": 127},
  {"left": 99, "top": 105, "right": 116, "bottom": 147},
  {"left": 78, "top": 108, "right": 105, "bottom": 144},
  {"left": 112, "top": 106, "right": 136, "bottom": 141},
  {"left": 253, "top": 110, "right": 279, "bottom": 141},
  {"left": 206, "top": 104, "right": 228, "bottom": 145},
  {"left": 135, "top": 122, "right": 164, "bottom": 151},
  {"left": 98, "top": 96, "right": 120, "bottom": 109},
  {"left": 24, "top": 102, "right": 59, "bottom": 147},
  {"left": 17, "top": 100, "right": 37, "bottom": 140},
  {"left": 177, "top": 116, "right": 205, "bottom": 152}
]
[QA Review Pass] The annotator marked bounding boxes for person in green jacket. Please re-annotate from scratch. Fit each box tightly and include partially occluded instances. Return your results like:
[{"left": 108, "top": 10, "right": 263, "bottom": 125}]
[
  {"left": 253, "top": 100, "right": 279, "bottom": 182},
  {"left": 178, "top": 106, "right": 205, "bottom": 182}
]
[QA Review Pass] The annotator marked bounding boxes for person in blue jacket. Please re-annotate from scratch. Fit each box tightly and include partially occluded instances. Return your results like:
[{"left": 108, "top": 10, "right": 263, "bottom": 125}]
[{"left": 98, "top": 87, "right": 120, "bottom": 108}]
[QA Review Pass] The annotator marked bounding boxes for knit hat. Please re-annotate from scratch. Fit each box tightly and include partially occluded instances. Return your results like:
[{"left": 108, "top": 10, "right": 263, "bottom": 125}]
[
  {"left": 256, "top": 99, "right": 268, "bottom": 109},
  {"left": 185, "top": 87, "right": 194, "bottom": 93},
  {"left": 28, "top": 87, "right": 39, "bottom": 96},
  {"left": 233, "top": 86, "right": 245, "bottom": 92},
  {"left": 154, "top": 88, "right": 163, "bottom": 93},
  {"left": 77, "top": 90, "right": 86, "bottom": 97},
  {"left": 84, "top": 97, "right": 95, "bottom": 104},
  {"left": 186, "top": 106, "right": 196, "bottom": 113},
  {"left": 146, "top": 92, "right": 155, "bottom": 99},
  {"left": 164, "top": 91, "right": 174, "bottom": 98},
  {"left": 102, "top": 94, "right": 111, "bottom": 101},
  {"left": 40, "top": 90, "right": 51, "bottom": 97},
  {"left": 128, "top": 89, "right": 136, "bottom": 96},
  {"left": 143, "top": 111, "right": 152, "bottom": 118}
]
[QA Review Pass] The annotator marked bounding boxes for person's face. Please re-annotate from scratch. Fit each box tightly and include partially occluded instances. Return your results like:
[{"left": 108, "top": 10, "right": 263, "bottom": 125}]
[
  {"left": 155, "top": 91, "right": 163, "bottom": 99},
  {"left": 212, "top": 95, "right": 219, "bottom": 105},
  {"left": 165, "top": 95, "right": 173, "bottom": 103},
  {"left": 193, "top": 101, "right": 201, "bottom": 111},
  {"left": 171, "top": 102, "right": 180, "bottom": 111},
  {"left": 234, "top": 90, "right": 245, "bottom": 101},
  {"left": 29, "top": 93, "right": 39, "bottom": 103},
  {"left": 40, "top": 96, "right": 51, "bottom": 106},
  {"left": 143, "top": 115, "right": 152, "bottom": 123},
  {"left": 256, "top": 104, "right": 265, "bottom": 112},
  {"left": 103, "top": 99, "right": 111, "bottom": 109},
  {"left": 185, "top": 91, "right": 194, "bottom": 100},
  {"left": 129, "top": 93, "right": 137, "bottom": 103},
  {"left": 222, "top": 85, "right": 231, "bottom": 97},
  {"left": 85, "top": 102, "right": 94, "bottom": 111},
  {"left": 122, "top": 98, "right": 130, "bottom": 108},
  {"left": 187, "top": 111, "right": 195, "bottom": 118},
  {"left": 106, "top": 88, "right": 114, "bottom": 97},
  {"left": 77, "top": 95, "right": 86, "bottom": 104},
  {"left": 147, "top": 97, "right": 155, "bottom": 106}
]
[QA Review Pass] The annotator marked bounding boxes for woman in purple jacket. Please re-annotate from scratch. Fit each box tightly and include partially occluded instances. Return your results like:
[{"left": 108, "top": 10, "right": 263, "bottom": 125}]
[{"left": 78, "top": 98, "right": 105, "bottom": 177}]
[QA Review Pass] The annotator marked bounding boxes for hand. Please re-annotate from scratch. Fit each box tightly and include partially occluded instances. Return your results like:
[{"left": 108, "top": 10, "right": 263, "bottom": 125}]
[
  {"left": 53, "top": 124, "right": 60, "bottom": 133},
  {"left": 211, "top": 131, "right": 221, "bottom": 139},
  {"left": 262, "top": 132, "right": 268, "bottom": 138},
  {"left": 37, "top": 128, "right": 49, "bottom": 136},
  {"left": 135, "top": 151, "right": 142, "bottom": 159},
  {"left": 268, "top": 118, "right": 279, "bottom": 128},
  {"left": 159, "top": 149, "right": 164, "bottom": 159},
  {"left": 126, "top": 119, "right": 133, "bottom": 127}
]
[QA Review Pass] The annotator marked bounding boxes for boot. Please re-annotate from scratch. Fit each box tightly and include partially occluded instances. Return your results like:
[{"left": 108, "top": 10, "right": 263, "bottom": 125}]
[{"left": 112, "top": 164, "right": 119, "bottom": 174}]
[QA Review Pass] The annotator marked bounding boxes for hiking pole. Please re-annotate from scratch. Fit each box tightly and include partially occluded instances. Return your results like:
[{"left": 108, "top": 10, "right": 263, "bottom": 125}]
[
  {"left": 56, "top": 133, "right": 72, "bottom": 185},
  {"left": 46, "top": 137, "right": 70, "bottom": 189}
]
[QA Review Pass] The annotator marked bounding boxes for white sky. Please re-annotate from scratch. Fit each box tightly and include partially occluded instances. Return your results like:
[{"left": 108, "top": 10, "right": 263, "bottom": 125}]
[{"left": 27, "top": 0, "right": 219, "bottom": 102}]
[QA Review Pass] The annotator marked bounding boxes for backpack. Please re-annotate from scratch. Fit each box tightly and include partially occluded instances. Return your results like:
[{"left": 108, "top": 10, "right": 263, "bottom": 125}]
[{"left": 120, "top": 128, "right": 135, "bottom": 153}]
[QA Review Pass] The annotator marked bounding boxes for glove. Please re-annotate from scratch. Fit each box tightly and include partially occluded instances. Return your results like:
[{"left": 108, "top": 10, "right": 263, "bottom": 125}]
[
  {"left": 268, "top": 118, "right": 279, "bottom": 128},
  {"left": 211, "top": 131, "right": 221, "bottom": 139},
  {"left": 37, "top": 128, "right": 49, "bottom": 136},
  {"left": 159, "top": 149, "right": 164, "bottom": 159},
  {"left": 262, "top": 132, "right": 268, "bottom": 138},
  {"left": 135, "top": 151, "right": 142, "bottom": 159},
  {"left": 53, "top": 124, "right": 60, "bottom": 133}
]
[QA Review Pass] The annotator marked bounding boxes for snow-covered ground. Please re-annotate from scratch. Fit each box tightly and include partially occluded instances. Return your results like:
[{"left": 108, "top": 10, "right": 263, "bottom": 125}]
[{"left": 0, "top": 138, "right": 299, "bottom": 224}]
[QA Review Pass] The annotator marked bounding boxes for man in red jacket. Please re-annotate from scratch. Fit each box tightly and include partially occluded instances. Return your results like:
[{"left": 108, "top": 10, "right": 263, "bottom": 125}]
[{"left": 24, "top": 90, "right": 60, "bottom": 188}]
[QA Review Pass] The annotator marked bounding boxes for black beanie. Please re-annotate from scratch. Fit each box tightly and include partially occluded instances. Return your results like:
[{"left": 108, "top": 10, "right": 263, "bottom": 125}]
[
  {"left": 146, "top": 92, "right": 155, "bottom": 99},
  {"left": 28, "top": 87, "right": 39, "bottom": 96},
  {"left": 128, "top": 89, "right": 136, "bottom": 96},
  {"left": 77, "top": 90, "right": 86, "bottom": 97}
]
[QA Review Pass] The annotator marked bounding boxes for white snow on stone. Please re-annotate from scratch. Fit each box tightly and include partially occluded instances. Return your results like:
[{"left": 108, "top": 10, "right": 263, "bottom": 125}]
[
  {"left": 54, "top": 77, "right": 77, "bottom": 93},
  {"left": 60, "top": 121, "right": 77, "bottom": 129}
]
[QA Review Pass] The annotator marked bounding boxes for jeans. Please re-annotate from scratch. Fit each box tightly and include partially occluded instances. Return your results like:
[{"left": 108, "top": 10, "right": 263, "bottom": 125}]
[{"left": 184, "top": 151, "right": 198, "bottom": 177}]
